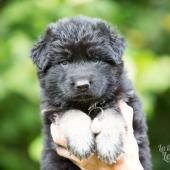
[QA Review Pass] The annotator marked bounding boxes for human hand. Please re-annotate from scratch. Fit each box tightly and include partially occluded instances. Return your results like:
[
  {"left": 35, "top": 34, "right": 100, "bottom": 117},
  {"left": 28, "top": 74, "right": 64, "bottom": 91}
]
[{"left": 50, "top": 101, "right": 144, "bottom": 170}]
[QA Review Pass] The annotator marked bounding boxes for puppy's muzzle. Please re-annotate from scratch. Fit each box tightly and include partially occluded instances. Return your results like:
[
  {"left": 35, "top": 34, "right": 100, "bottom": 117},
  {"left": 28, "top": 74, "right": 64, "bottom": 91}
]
[{"left": 75, "top": 79, "right": 90, "bottom": 92}]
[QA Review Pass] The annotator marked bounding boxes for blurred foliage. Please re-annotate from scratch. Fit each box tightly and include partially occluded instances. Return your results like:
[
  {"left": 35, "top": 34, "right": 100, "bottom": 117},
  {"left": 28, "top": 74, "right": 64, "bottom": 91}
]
[{"left": 0, "top": 0, "right": 170, "bottom": 169}]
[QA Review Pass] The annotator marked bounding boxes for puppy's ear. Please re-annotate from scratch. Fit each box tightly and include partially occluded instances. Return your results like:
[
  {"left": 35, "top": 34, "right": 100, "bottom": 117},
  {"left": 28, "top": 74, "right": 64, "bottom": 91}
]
[
  {"left": 30, "top": 24, "right": 55, "bottom": 71},
  {"left": 109, "top": 29, "right": 126, "bottom": 64}
]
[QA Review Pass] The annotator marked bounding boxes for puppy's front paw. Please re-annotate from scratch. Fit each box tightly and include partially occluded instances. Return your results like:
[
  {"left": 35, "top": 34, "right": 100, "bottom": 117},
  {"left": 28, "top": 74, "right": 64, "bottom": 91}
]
[
  {"left": 95, "top": 109, "right": 125, "bottom": 164},
  {"left": 59, "top": 110, "right": 94, "bottom": 160},
  {"left": 67, "top": 130, "right": 94, "bottom": 159},
  {"left": 96, "top": 130, "right": 124, "bottom": 164}
]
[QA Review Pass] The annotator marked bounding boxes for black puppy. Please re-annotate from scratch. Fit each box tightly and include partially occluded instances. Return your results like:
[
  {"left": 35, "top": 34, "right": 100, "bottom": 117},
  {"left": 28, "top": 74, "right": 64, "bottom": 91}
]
[{"left": 31, "top": 16, "right": 151, "bottom": 170}]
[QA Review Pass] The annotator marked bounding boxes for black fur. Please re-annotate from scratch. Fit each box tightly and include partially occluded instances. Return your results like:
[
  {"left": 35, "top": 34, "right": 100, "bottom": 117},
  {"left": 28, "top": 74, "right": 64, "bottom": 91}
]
[{"left": 31, "top": 16, "right": 151, "bottom": 170}]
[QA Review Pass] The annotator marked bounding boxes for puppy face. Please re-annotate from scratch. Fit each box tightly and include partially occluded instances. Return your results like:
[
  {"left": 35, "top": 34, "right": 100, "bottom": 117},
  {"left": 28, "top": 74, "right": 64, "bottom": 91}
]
[{"left": 31, "top": 16, "right": 125, "bottom": 106}]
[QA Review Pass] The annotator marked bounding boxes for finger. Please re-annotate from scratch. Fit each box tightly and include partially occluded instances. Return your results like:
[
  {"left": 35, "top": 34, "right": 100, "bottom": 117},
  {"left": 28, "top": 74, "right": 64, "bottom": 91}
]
[
  {"left": 50, "top": 123, "right": 67, "bottom": 148},
  {"left": 118, "top": 101, "right": 141, "bottom": 160},
  {"left": 56, "top": 147, "right": 82, "bottom": 164},
  {"left": 118, "top": 100, "right": 133, "bottom": 130}
]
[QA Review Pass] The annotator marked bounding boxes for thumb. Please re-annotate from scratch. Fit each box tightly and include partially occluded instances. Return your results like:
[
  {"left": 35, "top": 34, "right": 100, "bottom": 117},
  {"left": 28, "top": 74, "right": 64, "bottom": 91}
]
[{"left": 118, "top": 100, "right": 134, "bottom": 133}]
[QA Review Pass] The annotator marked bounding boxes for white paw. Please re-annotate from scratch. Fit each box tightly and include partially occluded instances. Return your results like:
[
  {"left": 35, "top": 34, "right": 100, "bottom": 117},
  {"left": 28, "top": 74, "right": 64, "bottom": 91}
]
[
  {"left": 95, "top": 108, "right": 126, "bottom": 164},
  {"left": 67, "top": 130, "right": 94, "bottom": 159},
  {"left": 59, "top": 110, "right": 95, "bottom": 159},
  {"left": 96, "top": 131, "right": 124, "bottom": 164}
]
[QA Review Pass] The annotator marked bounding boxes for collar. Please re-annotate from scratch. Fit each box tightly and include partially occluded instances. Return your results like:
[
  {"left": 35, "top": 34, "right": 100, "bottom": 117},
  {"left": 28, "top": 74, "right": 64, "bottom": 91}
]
[{"left": 88, "top": 100, "right": 106, "bottom": 117}]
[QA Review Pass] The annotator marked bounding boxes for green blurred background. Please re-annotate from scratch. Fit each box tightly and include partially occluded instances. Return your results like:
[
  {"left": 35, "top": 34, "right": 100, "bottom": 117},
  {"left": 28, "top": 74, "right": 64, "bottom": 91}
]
[{"left": 0, "top": 0, "right": 170, "bottom": 169}]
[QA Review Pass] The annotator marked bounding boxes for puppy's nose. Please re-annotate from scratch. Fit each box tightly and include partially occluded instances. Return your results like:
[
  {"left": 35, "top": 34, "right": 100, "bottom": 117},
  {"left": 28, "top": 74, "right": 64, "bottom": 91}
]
[{"left": 75, "top": 80, "right": 90, "bottom": 91}]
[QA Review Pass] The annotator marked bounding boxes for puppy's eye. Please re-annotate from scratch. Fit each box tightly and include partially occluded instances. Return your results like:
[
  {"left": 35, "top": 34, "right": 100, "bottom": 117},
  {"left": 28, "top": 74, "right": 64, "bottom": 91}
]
[
  {"left": 59, "top": 60, "right": 68, "bottom": 66},
  {"left": 91, "top": 58, "right": 98, "bottom": 63}
]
